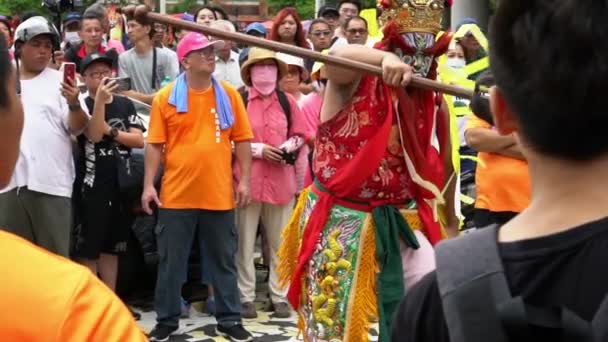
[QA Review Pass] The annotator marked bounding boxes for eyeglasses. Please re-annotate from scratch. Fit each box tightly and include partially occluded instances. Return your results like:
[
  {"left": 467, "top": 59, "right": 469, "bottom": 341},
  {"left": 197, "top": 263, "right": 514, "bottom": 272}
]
[
  {"left": 189, "top": 47, "right": 216, "bottom": 58},
  {"left": 311, "top": 30, "right": 332, "bottom": 37},
  {"left": 346, "top": 28, "right": 367, "bottom": 35},
  {"left": 86, "top": 70, "right": 112, "bottom": 79}
]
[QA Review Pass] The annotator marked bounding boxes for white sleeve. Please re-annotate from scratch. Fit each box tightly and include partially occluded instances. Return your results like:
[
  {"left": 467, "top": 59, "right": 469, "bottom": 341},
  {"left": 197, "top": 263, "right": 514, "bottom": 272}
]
[{"left": 251, "top": 143, "right": 265, "bottom": 158}]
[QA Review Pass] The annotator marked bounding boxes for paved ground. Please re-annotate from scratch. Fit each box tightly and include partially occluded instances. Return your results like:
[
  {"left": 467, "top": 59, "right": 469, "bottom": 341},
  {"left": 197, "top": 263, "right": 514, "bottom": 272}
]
[
  {"left": 131, "top": 263, "right": 300, "bottom": 341},
  {"left": 135, "top": 302, "right": 299, "bottom": 342}
]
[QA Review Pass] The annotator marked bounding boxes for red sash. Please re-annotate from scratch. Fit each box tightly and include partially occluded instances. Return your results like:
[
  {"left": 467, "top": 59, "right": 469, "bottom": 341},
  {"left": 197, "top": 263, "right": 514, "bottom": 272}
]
[{"left": 287, "top": 81, "right": 395, "bottom": 309}]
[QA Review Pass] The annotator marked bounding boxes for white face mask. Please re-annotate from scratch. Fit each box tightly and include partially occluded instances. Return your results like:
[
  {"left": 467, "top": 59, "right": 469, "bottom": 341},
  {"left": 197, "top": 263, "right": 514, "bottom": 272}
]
[
  {"left": 64, "top": 31, "right": 81, "bottom": 45},
  {"left": 447, "top": 57, "right": 466, "bottom": 69}
]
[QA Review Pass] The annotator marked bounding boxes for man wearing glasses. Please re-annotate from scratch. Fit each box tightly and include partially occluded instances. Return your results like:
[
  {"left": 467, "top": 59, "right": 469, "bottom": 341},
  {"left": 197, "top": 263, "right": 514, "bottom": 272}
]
[
  {"left": 331, "top": 0, "right": 361, "bottom": 47},
  {"left": 143, "top": 32, "right": 254, "bottom": 342},
  {"left": 344, "top": 16, "right": 369, "bottom": 46},
  {"left": 305, "top": 19, "right": 332, "bottom": 71}
]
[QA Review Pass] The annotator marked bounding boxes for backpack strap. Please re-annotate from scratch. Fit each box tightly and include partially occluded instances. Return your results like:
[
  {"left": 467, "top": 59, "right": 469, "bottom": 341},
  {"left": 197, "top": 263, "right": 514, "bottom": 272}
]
[
  {"left": 435, "top": 225, "right": 511, "bottom": 342},
  {"left": 151, "top": 47, "right": 157, "bottom": 90},
  {"left": 593, "top": 294, "right": 608, "bottom": 341},
  {"left": 239, "top": 90, "right": 249, "bottom": 107},
  {"left": 276, "top": 89, "right": 292, "bottom": 132}
]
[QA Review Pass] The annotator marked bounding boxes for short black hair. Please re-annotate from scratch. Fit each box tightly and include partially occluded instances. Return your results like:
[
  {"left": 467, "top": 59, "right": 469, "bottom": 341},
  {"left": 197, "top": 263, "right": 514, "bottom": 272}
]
[
  {"left": 343, "top": 16, "right": 368, "bottom": 30},
  {"left": 125, "top": 5, "right": 154, "bottom": 39},
  {"left": 0, "top": 36, "right": 11, "bottom": 107},
  {"left": 338, "top": 0, "right": 361, "bottom": 13},
  {"left": 470, "top": 71, "right": 494, "bottom": 126},
  {"left": 308, "top": 18, "right": 330, "bottom": 34},
  {"left": 81, "top": 12, "right": 101, "bottom": 25},
  {"left": 490, "top": 0, "right": 608, "bottom": 161}
]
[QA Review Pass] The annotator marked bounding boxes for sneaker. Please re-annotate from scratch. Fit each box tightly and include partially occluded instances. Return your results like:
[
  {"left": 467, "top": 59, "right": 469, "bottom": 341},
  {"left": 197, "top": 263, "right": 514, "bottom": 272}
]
[
  {"left": 206, "top": 296, "right": 216, "bottom": 316},
  {"left": 241, "top": 302, "right": 258, "bottom": 319},
  {"left": 148, "top": 324, "right": 178, "bottom": 341},
  {"left": 129, "top": 307, "right": 141, "bottom": 321},
  {"left": 273, "top": 302, "right": 291, "bottom": 318},
  {"left": 216, "top": 324, "right": 253, "bottom": 342}
]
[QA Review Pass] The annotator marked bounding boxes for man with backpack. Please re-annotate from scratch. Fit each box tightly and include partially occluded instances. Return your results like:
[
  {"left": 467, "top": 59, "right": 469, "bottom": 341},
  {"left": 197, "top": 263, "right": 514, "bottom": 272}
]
[
  {"left": 392, "top": 1, "right": 608, "bottom": 341},
  {"left": 235, "top": 48, "right": 306, "bottom": 319}
]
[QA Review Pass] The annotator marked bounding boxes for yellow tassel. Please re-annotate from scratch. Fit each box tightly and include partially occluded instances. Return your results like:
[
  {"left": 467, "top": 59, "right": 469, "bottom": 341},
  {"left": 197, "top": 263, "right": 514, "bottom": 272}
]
[
  {"left": 343, "top": 215, "right": 379, "bottom": 342},
  {"left": 277, "top": 187, "right": 310, "bottom": 289}
]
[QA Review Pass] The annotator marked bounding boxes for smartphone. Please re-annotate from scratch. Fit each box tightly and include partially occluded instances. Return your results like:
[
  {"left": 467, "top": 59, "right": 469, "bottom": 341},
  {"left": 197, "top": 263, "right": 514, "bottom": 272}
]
[
  {"left": 62, "top": 62, "right": 76, "bottom": 84},
  {"left": 105, "top": 77, "right": 132, "bottom": 92}
]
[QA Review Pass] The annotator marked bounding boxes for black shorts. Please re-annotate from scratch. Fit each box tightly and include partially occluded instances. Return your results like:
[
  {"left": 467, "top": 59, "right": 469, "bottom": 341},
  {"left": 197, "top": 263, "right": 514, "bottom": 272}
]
[{"left": 72, "top": 188, "right": 130, "bottom": 259}]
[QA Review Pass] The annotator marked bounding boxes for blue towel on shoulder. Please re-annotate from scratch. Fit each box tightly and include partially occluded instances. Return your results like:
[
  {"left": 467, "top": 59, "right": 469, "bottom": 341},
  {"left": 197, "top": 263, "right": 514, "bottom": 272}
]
[{"left": 168, "top": 73, "right": 234, "bottom": 130}]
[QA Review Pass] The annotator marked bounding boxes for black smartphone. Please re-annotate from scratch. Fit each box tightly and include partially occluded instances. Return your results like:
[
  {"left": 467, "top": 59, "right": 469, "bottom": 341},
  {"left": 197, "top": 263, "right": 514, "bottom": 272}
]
[{"left": 105, "top": 77, "right": 131, "bottom": 92}]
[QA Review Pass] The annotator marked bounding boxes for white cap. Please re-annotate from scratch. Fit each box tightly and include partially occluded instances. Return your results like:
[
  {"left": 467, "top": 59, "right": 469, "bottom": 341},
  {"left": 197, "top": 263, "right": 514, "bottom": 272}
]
[{"left": 276, "top": 52, "right": 309, "bottom": 81}]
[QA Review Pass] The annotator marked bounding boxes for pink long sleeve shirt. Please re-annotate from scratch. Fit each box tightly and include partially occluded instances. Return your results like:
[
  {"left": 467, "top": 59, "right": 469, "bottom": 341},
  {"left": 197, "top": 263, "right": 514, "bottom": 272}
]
[{"left": 235, "top": 87, "right": 305, "bottom": 205}]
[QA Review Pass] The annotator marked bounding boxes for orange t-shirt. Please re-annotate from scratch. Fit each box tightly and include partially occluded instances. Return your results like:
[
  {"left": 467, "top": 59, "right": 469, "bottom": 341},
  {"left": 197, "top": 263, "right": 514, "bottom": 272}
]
[
  {"left": 0, "top": 231, "right": 147, "bottom": 342},
  {"left": 147, "top": 80, "right": 253, "bottom": 210},
  {"left": 466, "top": 115, "right": 531, "bottom": 213}
]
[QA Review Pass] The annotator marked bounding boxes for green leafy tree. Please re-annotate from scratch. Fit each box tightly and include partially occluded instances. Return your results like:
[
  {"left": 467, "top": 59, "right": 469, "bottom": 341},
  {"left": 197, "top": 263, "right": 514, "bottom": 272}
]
[{"left": 168, "top": 0, "right": 198, "bottom": 14}]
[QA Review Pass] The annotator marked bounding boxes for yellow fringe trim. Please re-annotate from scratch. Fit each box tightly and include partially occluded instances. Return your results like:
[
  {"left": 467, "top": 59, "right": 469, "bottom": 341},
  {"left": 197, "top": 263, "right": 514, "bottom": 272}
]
[
  {"left": 277, "top": 187, "right": 310, "bottom": 289},
  {"left": 343, "top": 215, "right": 379, "bottom": 342}
]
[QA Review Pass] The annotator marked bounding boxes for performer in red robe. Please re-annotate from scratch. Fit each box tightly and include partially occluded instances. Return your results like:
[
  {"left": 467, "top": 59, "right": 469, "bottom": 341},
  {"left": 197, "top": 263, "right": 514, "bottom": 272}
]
[{"left": 278, "top": 1, "right": 458, "bottom": 341}]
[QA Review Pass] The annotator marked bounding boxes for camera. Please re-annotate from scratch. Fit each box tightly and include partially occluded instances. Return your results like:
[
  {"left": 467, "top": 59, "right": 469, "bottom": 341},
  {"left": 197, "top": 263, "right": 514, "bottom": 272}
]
[
  {"left": 281, "top": 150, "right": 297, "bottom": 165},
  {"left": 42, "top": 0, "right": 82, "bottom": 13}
]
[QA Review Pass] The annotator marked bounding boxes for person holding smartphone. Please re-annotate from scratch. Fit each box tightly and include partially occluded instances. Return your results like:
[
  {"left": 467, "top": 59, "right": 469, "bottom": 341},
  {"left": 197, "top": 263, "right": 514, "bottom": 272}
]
[
  {"left": 235, "top": 48, "right": 307, "bottom": 319},
  {"left": 0, "top": 16, "right": 89, "bottom": 257},
  {"left": 72, "top": 52, "right": 145, "bottom": 299}
]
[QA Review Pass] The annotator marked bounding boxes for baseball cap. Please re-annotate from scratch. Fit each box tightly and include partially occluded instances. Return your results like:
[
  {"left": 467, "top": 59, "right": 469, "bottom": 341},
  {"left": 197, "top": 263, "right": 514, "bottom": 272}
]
[
  {"left": 14, "top": 16, "right": 60, "bottom": 45},
  {"left": 318, "top": 5, "right": 339, "bottom": 18},
  {"left": 181, "top": 12, "right": 194, "bottom": 22},
  {"left": 80, "top": 52, "right": 113, "bottom": 74},
  {"left": 456, "top": 17, "right": 479, "bottom": 32},
  {"left": 245, "top": 22, "right": 267, "bottom": 36},
  {"left": 176, "top": 32, "right": 225, "bottom": 61},
  {"left": 63, "top": 12, "right": 82, "bottom": 26}
]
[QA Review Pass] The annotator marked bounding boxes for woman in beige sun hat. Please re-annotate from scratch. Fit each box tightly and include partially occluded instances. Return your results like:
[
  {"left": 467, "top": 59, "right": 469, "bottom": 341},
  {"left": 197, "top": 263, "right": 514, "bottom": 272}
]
[{"left": 240, "top": 47, "right": 288, "bottom": 89}]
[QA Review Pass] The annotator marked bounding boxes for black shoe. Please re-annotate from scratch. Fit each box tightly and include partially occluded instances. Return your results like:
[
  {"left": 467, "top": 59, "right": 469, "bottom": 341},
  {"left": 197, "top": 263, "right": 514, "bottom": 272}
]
[
  {"left": 216, "top": 324, "right": 253, "bottom": 342},
  {"left": 129, "top": 307, "right": 141, "bottom": 321},
  {"left": 148, "top": 324, "right": 178, "bottom": 341}
]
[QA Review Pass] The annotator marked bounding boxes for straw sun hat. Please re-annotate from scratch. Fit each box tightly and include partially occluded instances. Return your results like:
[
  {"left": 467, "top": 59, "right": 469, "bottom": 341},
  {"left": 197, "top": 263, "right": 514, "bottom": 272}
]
[{"left": 240, "top": 47, "right": 288, "bottom": 87}]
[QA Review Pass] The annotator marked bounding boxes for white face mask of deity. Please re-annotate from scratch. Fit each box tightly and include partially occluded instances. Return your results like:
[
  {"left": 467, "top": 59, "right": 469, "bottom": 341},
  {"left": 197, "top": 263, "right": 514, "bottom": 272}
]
[{"left": 447, "top": 57, "right": 466, "bottom": 69}]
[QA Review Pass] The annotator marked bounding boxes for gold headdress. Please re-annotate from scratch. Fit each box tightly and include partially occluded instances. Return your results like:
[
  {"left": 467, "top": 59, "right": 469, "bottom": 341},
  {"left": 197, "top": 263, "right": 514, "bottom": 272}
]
[{"left": 377, "top": 0, "right": 451, "bottom": 34}]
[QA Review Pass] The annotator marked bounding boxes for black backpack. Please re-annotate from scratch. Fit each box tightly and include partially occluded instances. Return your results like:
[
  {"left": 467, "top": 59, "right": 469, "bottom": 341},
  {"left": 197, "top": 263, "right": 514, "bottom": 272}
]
[
  {"left": 435, "top": 226, "right": 608, "bottom": 342},
  {"left": 239, "top": 89, "right": 292, "bottom": 131}
]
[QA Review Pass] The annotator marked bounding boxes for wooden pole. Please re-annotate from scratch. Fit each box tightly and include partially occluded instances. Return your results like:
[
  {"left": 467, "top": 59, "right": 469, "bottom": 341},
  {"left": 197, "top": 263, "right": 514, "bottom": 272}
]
[{"left": 124, "top": 5, "right": 474, "bottom": 99}]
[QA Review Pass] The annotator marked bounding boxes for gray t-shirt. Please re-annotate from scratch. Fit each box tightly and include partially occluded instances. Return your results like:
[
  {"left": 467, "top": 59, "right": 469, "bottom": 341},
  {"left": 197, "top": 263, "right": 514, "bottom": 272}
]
[{"left": 118, "top": 47, "right": 179, "bottom": 112}]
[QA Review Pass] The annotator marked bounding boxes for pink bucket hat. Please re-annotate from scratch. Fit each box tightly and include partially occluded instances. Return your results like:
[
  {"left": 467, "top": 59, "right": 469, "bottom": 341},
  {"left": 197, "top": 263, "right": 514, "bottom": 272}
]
[{"left": 177, "top": 32, "right": 225, "bottom": 61}]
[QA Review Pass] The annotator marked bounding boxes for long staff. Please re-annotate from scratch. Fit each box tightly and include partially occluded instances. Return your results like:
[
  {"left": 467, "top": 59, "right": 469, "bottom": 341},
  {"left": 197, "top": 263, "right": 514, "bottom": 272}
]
[{"left": 124, "top": 5, "right": 474, "bottom": 99}]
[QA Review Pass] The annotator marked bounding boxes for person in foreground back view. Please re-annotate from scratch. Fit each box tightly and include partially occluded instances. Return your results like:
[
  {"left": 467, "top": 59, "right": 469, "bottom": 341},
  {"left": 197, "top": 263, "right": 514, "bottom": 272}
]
[
  {"left": 392, "top": 1, "right": 608, "bottom": 342},
  {"left": 0, "top": 37, "right": 146, "bottom": 342}
]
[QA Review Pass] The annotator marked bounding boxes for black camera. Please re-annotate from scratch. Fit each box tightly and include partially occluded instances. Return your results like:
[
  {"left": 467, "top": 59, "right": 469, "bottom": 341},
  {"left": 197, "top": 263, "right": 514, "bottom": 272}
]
[
  {"left": 42, "top": 0, "right": 82, "bottom": 13},
  {"left": 281, "top": 150, "right": 297, "bottom": 165}
]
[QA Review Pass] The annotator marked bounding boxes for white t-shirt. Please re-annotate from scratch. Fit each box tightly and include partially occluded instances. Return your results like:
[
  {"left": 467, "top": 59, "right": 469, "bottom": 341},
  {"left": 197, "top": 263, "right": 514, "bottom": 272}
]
[
  {"left": 0, "top": 68, "right": 87, "bottom": 198},
  {"left": 213, "top": 50, "right": 245, "bottom": 89}
]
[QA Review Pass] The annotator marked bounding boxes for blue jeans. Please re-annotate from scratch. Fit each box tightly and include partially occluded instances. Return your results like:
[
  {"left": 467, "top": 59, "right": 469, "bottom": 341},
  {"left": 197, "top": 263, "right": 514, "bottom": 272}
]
[{"left": 154, "top": 209, "right": 242, "bottom": 328}]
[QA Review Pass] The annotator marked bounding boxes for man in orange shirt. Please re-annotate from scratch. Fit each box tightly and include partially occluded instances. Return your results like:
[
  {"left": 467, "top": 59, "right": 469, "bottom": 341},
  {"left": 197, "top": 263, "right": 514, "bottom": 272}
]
[
  {"left": 142, "top": 32, "right": 254, "bottom": 342},
  {"left": 465, "top": 73, "right": 531, "bottom": 227},
  {"left": 0, "top": 31, "right": 146, "bottom": 342}
]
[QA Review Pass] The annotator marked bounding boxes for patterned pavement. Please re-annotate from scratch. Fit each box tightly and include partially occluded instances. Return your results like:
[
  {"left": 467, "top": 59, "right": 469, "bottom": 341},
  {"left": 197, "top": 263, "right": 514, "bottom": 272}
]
[
  {"left": 135, "top": 302, "right": 300, "bottom": 342},
  {"left": 132, "top": 264, "right": 300, "bottom": 342}
]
